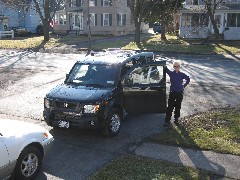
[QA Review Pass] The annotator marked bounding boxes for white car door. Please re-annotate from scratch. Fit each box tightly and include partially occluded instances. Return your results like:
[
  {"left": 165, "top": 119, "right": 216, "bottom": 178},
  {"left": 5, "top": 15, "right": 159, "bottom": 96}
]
[{"left": 0, "top": 138, "right": 10, "bottom": 179}]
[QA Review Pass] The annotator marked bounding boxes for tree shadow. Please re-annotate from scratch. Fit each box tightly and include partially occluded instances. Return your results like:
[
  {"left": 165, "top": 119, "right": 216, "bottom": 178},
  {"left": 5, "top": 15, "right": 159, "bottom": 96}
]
[
  {"left": 149, "top": 120, "right": 226, "bottom": 179},
  {"left": 216, "top": 44, "right": 240, "bottom": 61},
  {"left": 33, "top": 39, "right": 48, "bottom": 52}
]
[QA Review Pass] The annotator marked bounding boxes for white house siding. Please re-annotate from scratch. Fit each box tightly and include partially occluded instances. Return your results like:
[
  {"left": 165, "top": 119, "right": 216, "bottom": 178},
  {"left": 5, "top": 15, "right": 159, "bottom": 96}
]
[
  {"left": 179, "top": 2, "right": 240, "bottom": 40},
  {"left": 180, "top": 26, "right": 209, "bottom": 38},
  {"left": 224, "top": 27, "right": 240, "bottom": 40}
]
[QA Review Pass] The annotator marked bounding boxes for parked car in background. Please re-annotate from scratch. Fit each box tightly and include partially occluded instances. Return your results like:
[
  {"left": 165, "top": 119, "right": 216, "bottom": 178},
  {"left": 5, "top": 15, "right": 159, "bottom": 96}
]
[
  {"left": 36, "top": 24, "right": 44, "bottom": 35},
  {"left": 0, "top": 119, "right": 54, "bottom": 180},
  {"left": 153, "top": 22, "right": 161, "bottom": 34},
  {"left": 6, "top": 27, "right": 32, "bottom": 37},
  {"left": 43, "top": 50, "right": 166, "bottom": 137}
]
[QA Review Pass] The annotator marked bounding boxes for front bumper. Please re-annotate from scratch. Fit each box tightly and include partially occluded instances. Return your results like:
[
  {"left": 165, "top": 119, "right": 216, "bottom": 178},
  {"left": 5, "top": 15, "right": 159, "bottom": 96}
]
[
  {"left": 42, "top": 136, "right": 54, "bottom": 155},
  {"left": 43, "top": 109, "right": 101, "bottom": 129}
]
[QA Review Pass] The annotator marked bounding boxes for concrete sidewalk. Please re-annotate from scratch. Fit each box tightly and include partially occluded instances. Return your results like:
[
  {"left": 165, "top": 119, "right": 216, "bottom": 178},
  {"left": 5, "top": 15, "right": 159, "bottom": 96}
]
[{"left": 135, "top": 143, "right": 240, "bottom": 179}]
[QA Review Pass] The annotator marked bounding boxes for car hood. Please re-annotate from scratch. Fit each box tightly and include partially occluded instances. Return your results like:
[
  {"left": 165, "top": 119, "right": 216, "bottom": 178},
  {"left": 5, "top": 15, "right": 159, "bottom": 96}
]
[
  {"left": 46, "top": 84, "right": 113, "bottom": 102},
  {"left": 0, "top": 119, "right": 47, "bottom": 137}
]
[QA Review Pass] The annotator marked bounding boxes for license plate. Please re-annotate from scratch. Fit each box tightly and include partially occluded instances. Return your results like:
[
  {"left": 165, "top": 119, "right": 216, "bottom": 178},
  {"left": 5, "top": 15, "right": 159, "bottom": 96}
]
[{"left": 58, "top": 120, "right": 69, "bottom": 128}]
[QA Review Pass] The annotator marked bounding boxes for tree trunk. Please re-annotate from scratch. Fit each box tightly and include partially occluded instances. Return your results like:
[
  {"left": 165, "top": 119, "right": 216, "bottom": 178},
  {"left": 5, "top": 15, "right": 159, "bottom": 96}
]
[
  {"left": 161, "top": 22, "right": 166, "bottom": 41},
  {"left": 43, "top": 20, "right": 50, "bottom": 41},
  {"left": 135, "top": 21, "right": 141, "bottom": 44},
  {"left": 210, "top": 15, "right": 219, "bottom": 42}
]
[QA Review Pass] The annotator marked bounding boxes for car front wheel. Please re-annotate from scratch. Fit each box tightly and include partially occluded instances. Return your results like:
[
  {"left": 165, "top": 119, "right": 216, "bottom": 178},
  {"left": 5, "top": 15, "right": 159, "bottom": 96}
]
[
  {"left": 102, "top": 108, "right": 122, "bottom": 137},
  {"left": 14, "top": 146, "right": 43, "bottom": 180}
]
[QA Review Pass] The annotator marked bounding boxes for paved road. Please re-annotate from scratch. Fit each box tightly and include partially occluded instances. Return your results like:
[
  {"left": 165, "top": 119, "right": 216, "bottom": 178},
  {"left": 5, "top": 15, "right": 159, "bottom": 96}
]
[{"left": 0, "top": 49, "right": 239, "bottom": 179}]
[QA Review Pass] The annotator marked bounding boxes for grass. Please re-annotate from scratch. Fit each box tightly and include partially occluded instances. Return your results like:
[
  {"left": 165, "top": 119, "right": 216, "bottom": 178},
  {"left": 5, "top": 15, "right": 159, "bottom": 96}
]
[
  {"left": 89, "top": 155, "right": 217, "bottom": 180},
  {"left": 89, "top": 107, "right": 240, "bottom": 179},
  {"left": 0, "top": 33, "right": 239, "bottom": 55},
  {"left": 152, "top": 108, "right": 240, "bottom": 155}
]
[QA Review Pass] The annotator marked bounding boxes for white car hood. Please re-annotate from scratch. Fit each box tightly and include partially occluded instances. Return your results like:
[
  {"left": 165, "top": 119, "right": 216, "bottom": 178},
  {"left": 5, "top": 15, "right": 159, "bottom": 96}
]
[{"left": 0, "top": 119, "right": 46, "bottom": 137}]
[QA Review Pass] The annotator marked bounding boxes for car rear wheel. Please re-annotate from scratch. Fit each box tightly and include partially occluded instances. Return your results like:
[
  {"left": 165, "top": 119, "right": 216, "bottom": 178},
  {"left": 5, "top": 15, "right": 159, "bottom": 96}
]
[
  {"left": 102, "top": 108, "right": 122, "bottom": 137},
  {"left": 14, "top": 146, "right": 43, "bottom": 180}
]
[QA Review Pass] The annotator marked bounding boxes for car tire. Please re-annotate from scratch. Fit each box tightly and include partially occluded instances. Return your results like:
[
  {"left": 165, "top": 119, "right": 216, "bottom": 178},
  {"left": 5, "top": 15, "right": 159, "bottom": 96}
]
[
  {"left": 102, "top": 108, "right": 122, "bottom": 137},
  {"left": 14, "top": 146, "right": 43, "bottom": 180}
]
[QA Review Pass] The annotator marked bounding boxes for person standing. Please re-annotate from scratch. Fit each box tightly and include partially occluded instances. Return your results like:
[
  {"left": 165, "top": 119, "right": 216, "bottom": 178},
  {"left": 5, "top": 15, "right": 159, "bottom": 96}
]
[{"left": 164, "top": 60, "right": 190, "bottom": 126}]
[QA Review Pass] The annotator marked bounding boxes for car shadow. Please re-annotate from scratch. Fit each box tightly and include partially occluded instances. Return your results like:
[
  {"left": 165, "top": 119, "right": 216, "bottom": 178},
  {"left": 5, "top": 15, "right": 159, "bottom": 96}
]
[{"left": 35, "top": 113, "right": 166, "bottom": 179}]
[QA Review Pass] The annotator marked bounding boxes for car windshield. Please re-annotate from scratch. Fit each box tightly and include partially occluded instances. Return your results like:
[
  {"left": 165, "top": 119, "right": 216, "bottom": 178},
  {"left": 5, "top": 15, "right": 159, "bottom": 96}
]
[{"left": 66, "top": 64, "right": 118, "bottom": 87}]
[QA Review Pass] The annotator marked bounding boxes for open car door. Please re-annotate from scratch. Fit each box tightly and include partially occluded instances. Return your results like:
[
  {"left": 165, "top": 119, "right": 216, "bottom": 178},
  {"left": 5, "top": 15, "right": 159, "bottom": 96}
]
[{"left": 122, "top": 61, "right": 166, "bottom": 114}]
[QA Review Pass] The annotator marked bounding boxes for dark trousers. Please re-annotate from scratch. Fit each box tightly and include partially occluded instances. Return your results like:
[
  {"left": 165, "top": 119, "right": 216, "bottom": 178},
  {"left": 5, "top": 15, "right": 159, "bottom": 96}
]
[{"left": 165, "top": 91, "right": 183, "bottom": 122}]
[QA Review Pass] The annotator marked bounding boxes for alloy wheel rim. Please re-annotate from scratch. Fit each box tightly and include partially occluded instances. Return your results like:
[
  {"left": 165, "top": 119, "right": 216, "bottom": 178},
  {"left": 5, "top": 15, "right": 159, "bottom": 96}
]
[
  {"left": 110, "top": 114, "right": 121, "bottom": 133},
  {"left": 21, "top": 153, "right": 38, "bottom": 177}
]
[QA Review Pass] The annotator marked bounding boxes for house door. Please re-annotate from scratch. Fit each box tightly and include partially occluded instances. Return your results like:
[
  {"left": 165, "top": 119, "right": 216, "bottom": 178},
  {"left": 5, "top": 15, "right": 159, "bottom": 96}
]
[
  {"left": 73, "top": 13, "right": 83, "bottom": 30},
  {"left": 122, "top": 61, "right": 166, "bottom": 114},
  {"left": 212, "top": 13, "right": 224, "bottom": 34}
]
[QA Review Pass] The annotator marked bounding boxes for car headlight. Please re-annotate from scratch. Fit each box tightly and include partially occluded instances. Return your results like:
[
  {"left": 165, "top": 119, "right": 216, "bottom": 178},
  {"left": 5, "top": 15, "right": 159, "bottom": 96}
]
[
  {"left": 84, "top": 105, "right": 99, "bottom": 113},
  {"left": 44, "top": 98, "right": 50, "bottom": 108}
]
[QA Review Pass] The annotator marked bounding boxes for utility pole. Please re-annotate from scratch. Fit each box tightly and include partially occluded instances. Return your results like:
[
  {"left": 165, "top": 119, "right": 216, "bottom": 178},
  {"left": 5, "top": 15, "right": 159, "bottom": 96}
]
[{"left": 86, "top": 0, "right": 92, "bottom": 55}]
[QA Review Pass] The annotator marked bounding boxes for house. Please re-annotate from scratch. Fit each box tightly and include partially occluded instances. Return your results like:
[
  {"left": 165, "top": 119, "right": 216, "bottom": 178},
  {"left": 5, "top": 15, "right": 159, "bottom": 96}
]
[
  {"left": 0, "top": 0, "right": 41, "bottom": 33},
  {"left": 53, "top": 0, "right": 149, "bottom": 36},
  {"left": 179, "top": 0, "right": 240, "bottom": 40}
]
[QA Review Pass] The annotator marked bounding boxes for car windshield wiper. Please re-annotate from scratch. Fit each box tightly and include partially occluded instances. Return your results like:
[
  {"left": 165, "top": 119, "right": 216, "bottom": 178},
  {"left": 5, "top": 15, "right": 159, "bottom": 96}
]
[
  {"left": 84, "top": 83, "right": 106, "bottom": 87},
  {"left": 0, "top": 133, "right": 2, "bottom": 136},
  {"left": 66, "top": 81, "right": 80, "bottom": 85}
]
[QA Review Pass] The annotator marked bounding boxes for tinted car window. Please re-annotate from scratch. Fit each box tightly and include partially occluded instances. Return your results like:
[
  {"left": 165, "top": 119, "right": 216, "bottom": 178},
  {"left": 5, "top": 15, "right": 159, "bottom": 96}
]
[
  {"left": 123, "top": 65, "right": 164, "bottom": 85},
  {"left": 66, "top": 64, "right": 118, "bottom": 87}
]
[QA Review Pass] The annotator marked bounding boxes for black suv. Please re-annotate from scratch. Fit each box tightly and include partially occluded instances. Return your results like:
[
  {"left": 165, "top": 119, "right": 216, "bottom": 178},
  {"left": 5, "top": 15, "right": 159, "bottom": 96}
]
[{"left": 43, "top": 50, "right": 166, "bottom": 136}]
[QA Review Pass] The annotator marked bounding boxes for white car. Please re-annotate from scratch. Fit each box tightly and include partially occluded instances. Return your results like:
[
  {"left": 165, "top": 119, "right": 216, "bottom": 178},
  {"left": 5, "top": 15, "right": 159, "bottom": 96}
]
[{"left": 0, "top": 119, "right": 54, "bottom": 180}]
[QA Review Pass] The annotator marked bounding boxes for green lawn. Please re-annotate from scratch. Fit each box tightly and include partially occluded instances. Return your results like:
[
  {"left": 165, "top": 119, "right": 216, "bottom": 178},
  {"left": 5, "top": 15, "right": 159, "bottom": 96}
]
[
  {"left": 89, "top": 155, "right": 218, "bottom": 180},
  {"left": 1, "top": 33, "right": 239, "bottom": 55},
  {"left": 152, "top": 108, "right": 240, "bottom": 155}
]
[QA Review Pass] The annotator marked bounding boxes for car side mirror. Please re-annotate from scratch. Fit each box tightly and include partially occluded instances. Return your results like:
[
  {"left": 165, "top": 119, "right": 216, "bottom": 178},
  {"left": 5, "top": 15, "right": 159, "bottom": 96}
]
[{"left": 64, "top": 74, "right": 69, "bottom": 83}]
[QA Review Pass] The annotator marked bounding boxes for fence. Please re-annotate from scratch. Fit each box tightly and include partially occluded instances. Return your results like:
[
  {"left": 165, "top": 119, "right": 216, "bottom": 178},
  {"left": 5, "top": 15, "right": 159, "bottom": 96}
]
[{"left": 0, "top": 30, "right": 14, "bottom": 39}]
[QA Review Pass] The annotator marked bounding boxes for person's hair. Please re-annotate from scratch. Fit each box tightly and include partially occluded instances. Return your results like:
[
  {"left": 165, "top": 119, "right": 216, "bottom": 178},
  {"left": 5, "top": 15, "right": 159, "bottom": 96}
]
[{"left": 173, "top": 60, "right": 181, "bottom": 67}]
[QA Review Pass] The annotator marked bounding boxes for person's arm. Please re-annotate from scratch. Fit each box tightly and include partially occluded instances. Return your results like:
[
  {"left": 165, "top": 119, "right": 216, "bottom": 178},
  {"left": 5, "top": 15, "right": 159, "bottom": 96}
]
[
  {"left": 183, "top": 73, "right": 190, "bottom": 88},
  {"left": 165, "top": 66, "right": 171, "bottom": 75}
]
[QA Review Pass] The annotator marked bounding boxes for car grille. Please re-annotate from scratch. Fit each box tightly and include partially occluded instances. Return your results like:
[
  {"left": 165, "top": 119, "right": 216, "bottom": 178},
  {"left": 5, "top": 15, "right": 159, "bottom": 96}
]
[
  {"left": 55, "top": 101, "right": 77, "bottom": 109},
  {"left": 55, "top": 113, "right": 82, "bottom": 121}
]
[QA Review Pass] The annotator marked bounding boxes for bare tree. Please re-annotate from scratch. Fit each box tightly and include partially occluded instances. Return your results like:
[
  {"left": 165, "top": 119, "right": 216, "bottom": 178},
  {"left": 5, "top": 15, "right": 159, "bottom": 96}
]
[
  {"left": 128, "top": 0, "right": 150, "bottom": 44},
  {"left": 32, "top": 0, "right": 65, "bottom": 41},
  {"left": 203, "top": 0, "right": 223, "bottom": 42}
]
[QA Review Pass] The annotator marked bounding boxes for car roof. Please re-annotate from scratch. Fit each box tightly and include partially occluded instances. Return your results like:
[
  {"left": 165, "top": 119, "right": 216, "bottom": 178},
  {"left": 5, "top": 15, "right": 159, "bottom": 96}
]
[{"left": 77, "top": 50, "right": 155, "bottom": 65}]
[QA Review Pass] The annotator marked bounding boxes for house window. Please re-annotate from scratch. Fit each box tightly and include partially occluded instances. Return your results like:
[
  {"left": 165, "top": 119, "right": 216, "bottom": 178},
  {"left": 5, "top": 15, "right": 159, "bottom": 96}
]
[
  {"left": 69, "top": 0, "right": 76, "bottom": 7},
  {"left": 90, "top": 13, "right": 97, "bottom": 26},
  {"left": 182, "top": 13, "right": 208, "bottom": 27},
  {"left": 117, "top": 13, "right": 126, "bottom": 26},
  {"left": 76, "top": 0, "right": 83, "bottom": 7},
  {"left": 186, "top": 0, "right": 199, "bottom": 5},
  {"left": 103, "top": 13, "right": 109, "bottom": 26},
  {"left": 102, "top": 0, "right": 112, "bottom": 6},
  {"left": 54, "top": 14, "right": 58, "bottom": 25},
  {"left": 191, "top": 14, "right": 199, "bottom": 26},
  {"left": 127, "top": 0, "right": 130, "bottom": 7},
  {"left": 89, "top": 0, "right": 97, "bottom": 6},
  {"left": 227, "top": 13, "right": 240, "bottom": 27},
  {"left": 193, "top": 0, "right": 198, "bottom": 5},
  {"left": 199, "top": 13, "right": 209, "bottom": 26},
  {"left": 181, "top": 13, "right": 191, "bottom": 27},
  {"left": 59, "top": 14, "right": 66, "bottom": 25}
]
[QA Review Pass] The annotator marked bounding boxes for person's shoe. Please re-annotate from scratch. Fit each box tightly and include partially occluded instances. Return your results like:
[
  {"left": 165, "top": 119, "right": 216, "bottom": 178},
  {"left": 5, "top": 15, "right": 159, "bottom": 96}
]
[
  {"left": 174, "top": 119, "right": 179, "bottom": 126},
  {"left": 163, "top": 121, "right": 170, "bottom": 127}
]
